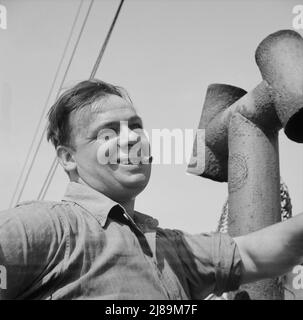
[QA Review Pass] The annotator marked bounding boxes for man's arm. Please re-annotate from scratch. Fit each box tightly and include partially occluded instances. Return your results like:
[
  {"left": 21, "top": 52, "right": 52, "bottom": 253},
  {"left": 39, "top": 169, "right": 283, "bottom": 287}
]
[
  {"left": 0, "top": 202, "right": 64, "bottom": 299},
  {"left": 234, "top": 212, "right": 303, "bottom": 284}
]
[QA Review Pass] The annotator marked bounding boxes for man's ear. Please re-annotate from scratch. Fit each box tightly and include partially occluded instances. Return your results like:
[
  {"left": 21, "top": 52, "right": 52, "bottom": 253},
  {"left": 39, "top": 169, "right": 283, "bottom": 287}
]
[{"left": 56, "top": 145, "right": 77, "bottom": 173}]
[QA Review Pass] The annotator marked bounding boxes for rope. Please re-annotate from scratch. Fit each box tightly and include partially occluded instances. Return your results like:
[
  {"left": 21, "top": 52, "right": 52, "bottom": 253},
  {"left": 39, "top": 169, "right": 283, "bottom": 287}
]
[
  {"left": 37, "top": 0, "right": 95, "bottom": 200},
  {"left": 39, "top": 0, "right": 125, "bottom": 200},
  {"left": 208, "top": 178, "right": 293, "bottom": 300},
  {"left": 9, "top": 0, "right": 85, "bottom": 208},
  {"left": 217, "top": 178, "right": 293, "bottom": 233},
  {"left": 37, "top": 155, "right": 58, "bottom": 200},
  {"left": 11, "top": 0, "right": 95, "bottom": 206},
  {"left": 90, "top": 0, "right": 125, "bottom": 79}
]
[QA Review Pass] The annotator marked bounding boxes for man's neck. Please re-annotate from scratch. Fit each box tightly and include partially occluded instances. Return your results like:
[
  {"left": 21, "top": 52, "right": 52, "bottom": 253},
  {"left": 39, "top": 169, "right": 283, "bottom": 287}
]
[
  {"left": 119, "top": 199, "right": 135, "bottom": 219},
  {"left": 75, "top": 177, "right": 136, "bottom": 219}
]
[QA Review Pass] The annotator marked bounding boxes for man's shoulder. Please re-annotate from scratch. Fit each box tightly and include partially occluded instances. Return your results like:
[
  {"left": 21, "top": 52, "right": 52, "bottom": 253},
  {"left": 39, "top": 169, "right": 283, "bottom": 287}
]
[
  {"left": 133, "top": 210, "right": 188, "bottom": 236},
  {"left": 14, "top": 199, "right": 70, "bottom": 213},
  {"left": 134, "top": 210, "right": 160, "bottom": 232},
  {"left": 15, "top": 199, "right": 63, "bottom": 209},
  {"left": 0, "top": 199, "right": 70, "bottom": 224},
  {"left": 0, "top": 199, "right": 75, "bottom": 243}
]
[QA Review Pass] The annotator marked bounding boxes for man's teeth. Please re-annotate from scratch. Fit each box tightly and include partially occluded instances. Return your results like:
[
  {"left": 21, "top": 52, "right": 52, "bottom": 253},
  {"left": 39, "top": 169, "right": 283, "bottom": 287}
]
[{"left": 117, "top": 158, "right": 132, "bottom": 164}]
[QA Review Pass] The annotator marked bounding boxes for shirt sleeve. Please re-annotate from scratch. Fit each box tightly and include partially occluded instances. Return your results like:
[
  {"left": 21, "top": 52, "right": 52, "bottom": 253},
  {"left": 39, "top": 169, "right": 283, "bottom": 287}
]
[
  {"left": 163, "top": 229, "right": 243, "bottom": 299},
  {"left": 0, "top": 202, "right": 67, "bottom": 299}
]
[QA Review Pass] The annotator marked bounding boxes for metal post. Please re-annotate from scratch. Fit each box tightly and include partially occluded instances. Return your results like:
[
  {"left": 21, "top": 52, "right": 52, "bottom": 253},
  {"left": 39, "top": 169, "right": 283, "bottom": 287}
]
[{"left": 228, "top": 112, "right": 282, "bottom": 299}]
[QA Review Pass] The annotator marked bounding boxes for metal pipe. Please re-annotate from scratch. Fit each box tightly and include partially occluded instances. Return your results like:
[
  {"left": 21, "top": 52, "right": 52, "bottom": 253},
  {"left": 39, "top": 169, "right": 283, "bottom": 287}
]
[{"left": 228, "top": 113, "right": 282, "bottom": 299}]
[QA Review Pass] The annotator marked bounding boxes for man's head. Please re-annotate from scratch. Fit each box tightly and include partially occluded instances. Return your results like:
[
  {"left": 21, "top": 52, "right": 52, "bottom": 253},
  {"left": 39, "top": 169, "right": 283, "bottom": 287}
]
[{"left": 47, "top": 79, "right": 151, "bottom": 203}]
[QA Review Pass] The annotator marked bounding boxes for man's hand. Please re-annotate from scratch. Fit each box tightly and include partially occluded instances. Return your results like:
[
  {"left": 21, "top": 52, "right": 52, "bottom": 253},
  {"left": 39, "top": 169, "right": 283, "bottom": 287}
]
[{"left": 234, "top": 213, "right": 303, "bottom": 284}]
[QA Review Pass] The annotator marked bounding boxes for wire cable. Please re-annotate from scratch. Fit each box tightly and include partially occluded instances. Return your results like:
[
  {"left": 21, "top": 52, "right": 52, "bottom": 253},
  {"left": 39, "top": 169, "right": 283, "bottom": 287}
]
[
  {"left": 89, "top": 0, "right": 125, "bottom": 79},
  {"left": 9, "top": 0, "right": 85, "bottom": 208},
  {"left": 11, "top": 0, "right": 95, "bottom": 206}
]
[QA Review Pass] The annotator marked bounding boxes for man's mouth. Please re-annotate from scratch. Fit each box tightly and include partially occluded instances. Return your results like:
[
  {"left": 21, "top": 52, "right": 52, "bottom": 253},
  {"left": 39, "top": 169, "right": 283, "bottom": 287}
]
[
  {"left": 117, "top": 159, "right": 136, "bottom": 165},
  {"left": 117, "top": 156, "right": 152, "bottom": 165}
]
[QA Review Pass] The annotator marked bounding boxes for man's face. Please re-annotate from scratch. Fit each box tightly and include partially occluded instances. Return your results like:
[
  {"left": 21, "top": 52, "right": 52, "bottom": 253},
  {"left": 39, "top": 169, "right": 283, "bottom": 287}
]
[{"left": 69, "top": 94, "right": 151, "bottom": 202}]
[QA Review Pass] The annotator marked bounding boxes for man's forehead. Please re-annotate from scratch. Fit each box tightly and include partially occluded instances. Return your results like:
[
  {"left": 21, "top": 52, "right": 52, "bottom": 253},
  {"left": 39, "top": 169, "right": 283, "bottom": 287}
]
[
  {"left": 91, "top": 94, "right": 133, "bottom": 113},
  {"left": 70, "top": 95, "right": 136, "bottom": 132}
]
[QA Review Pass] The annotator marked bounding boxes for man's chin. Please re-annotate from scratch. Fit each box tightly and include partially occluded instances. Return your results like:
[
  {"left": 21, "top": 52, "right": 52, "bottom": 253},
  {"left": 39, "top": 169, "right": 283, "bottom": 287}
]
[
  {"left": 112, "top": 180, "right": 148, "bottom": 202},
  {"left": 114, "top": 163, "right": 151, "bottom": 183},
  {"left": 116, "top": 171, "right": 149, "bottom": 194},
  {"left": 120, "top": 174, "right": 149, "bottom": 189}
]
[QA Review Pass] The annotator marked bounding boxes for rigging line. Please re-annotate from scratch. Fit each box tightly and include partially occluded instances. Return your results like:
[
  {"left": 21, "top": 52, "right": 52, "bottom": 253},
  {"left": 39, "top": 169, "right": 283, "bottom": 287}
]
[
  {"left": 40, "top": 0, "right": 125, "bottom": 200},
  {"left": 89, "top": 0, "right": 125, "bottom": 79},
  {"left": 13, "top": 0, "right": 95, "bottom": 206},
  {"left": 38, "top": 157, "right": 58, "bottom": 200},
  {"left": 9, "top": 0, "right": 85, "bottom": 208}
]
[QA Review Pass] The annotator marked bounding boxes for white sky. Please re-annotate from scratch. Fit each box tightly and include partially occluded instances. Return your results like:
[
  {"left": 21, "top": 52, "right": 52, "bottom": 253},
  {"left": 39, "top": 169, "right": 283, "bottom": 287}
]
[{"left": 0, "top": 0, "right": 302, "bottom": 234}]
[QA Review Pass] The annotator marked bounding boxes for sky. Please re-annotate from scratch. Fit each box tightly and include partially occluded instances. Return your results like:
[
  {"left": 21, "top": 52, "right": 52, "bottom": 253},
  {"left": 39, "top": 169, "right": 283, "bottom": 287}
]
[{"left": 0, "top": 0, "right": 302, "bottom": 235}]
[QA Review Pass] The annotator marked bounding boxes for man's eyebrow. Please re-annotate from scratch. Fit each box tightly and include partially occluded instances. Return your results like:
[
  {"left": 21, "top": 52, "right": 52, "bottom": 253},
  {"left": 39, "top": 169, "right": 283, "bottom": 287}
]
[
  {"left": 88, "top": 121, "right": 119, "bottom": 137},
  {"left": 128, "top": 115, "right": 143, "bottom": 124}
]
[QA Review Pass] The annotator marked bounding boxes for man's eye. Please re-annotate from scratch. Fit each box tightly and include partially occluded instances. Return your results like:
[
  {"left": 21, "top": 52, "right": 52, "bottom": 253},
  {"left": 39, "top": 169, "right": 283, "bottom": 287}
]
[{"left": 97, "top": 128, "right": 118, "bottom": 140}]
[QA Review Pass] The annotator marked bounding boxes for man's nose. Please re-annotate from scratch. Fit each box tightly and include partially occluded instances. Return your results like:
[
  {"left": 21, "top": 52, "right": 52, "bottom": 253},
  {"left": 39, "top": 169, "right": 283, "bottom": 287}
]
[{"left": 119, "top": 125, "right": 139, "bottom": 147}]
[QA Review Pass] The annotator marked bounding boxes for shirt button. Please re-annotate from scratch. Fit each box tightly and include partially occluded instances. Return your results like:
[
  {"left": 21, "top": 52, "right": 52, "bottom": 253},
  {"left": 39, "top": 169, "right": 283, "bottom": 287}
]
[
  {"left": 138, "top": 223, "right": 144, "bottom": 229},
  {"left": 145, "top": 218, "right": 159, "bottom": 229}
]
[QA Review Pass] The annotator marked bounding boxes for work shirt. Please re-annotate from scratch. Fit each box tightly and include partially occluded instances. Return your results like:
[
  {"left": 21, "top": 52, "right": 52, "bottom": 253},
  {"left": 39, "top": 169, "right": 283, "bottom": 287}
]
[{"left": 0, "top": 182, "right": 242, "bottom": 300}]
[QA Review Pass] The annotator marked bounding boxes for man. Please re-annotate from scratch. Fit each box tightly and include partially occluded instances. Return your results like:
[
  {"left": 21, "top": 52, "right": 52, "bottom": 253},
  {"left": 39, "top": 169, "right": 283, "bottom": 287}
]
[{"left": 0, "top": 79, "right": 302, "bottom": 299}]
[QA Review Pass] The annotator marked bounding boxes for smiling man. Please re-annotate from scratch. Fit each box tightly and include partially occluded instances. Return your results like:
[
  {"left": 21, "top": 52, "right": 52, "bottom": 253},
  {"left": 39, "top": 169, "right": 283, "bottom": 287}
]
[
  {"left": 54, "top": 86, "right": 151, "bottom": 216},
  {"left": 0, "top": 79, "right": 303, "bottom": 300}
]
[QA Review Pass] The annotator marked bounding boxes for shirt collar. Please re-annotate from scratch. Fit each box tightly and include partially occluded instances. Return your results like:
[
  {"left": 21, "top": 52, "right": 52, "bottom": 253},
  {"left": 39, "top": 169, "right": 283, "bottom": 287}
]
[
  {"left": 62, "top": 181, "right": 123, "bottom": 227},
  {"left": 62, "top": 181, "right": 159, "bottom": 231}
]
